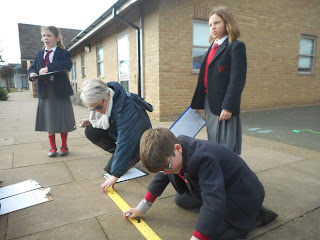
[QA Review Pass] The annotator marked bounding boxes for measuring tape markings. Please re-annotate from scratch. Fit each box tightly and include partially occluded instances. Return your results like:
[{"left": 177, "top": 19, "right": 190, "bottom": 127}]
[{"left": 107, "top": 188, "right": 161, "bottom": 240}]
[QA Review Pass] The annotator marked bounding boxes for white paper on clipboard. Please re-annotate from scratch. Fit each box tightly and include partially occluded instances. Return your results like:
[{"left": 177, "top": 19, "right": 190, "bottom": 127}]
[{"left": 169, "top": 106, "right": 206, "bottom": 138}]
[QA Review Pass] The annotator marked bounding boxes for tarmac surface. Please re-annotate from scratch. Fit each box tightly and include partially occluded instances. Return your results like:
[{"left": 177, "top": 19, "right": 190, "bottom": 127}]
[{"left": 0, "top": 91, "right": 319, "bottom": 240}]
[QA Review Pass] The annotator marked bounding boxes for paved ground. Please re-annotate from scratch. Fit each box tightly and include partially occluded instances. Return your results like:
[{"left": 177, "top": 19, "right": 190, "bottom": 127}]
[{"left": 0, "top": 91, "right": 319, "bottom": 240}]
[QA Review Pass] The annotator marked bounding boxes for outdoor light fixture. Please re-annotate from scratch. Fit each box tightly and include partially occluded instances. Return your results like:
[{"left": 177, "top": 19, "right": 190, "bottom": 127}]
[{"left": 85, "top": 44, "right": 91, "bottom": 53}]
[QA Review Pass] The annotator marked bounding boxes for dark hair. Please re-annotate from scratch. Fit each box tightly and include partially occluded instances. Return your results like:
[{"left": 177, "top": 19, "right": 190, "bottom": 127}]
[
  {"left": 140, "top": 128, "right": 180, "bottom": 173},
  {"left": 41, "top": 26, "right": 65, "bottom": 49}
]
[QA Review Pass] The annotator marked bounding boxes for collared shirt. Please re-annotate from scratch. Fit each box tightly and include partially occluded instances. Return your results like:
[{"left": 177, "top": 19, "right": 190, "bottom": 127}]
[
  {"left": 214, "top": 35, "right": 228, "bottom": 45},
  {"left": 43, "top": 46, "right": 57, "bottom": 63}
]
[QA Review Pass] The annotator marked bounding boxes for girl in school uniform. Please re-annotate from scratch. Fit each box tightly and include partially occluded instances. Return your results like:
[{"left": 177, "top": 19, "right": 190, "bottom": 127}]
[
  {"left": 191, "top": 6, "right": 247, "bottom": 155},
  {"left": 28, "top": 26, "right": 75, "bottom": 157}
]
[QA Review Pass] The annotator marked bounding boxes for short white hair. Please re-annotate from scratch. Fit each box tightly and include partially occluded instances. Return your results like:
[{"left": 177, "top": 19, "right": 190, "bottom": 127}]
[{"left": 80, "top": 79, "right": 109, "bottom": 106}]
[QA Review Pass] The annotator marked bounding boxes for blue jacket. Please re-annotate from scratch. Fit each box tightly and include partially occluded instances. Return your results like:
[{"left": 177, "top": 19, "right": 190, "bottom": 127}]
[
  {"left": 148, "top": 135, "right": 264, "bottom": 239},
  {"left": 191, "top": 40, "right": 247, "bottom": 115},
  {"left": 107, "top": 82, "right": 152, "bottom": 177},
  {"left": 28, "top": 47, "right": 74, "bottom": 98}
]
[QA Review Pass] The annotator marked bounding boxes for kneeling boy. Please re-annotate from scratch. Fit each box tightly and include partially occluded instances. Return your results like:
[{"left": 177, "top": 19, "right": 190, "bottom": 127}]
[{"left": 124, "top": 128, "right": 277, "bottom": 240}]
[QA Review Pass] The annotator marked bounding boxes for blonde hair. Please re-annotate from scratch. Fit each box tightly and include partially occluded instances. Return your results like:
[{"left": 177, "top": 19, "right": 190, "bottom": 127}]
[
  {"left": 41, "top": 26, "right": 65, "bottom": 49},
  {"left": 209, "top": 6, "right": 240, "bottom": 44},
  {"left": 140, "top": 128, "right": 180, "bottom": 173}
]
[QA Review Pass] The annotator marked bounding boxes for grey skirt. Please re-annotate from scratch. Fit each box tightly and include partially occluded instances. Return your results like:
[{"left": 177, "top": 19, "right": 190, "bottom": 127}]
[
  {"left": 35, "top": 82, "right": 75, "bottom": 133},
  {"left": 204, "top": 94, "right": 242, "bottom": 155}
]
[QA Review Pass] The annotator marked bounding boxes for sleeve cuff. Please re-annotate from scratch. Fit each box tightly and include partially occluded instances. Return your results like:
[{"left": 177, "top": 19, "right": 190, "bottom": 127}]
[
  {"left": 193, "top": 230, "right": 209, "bottom": 240},
  {"left": 145, "top": 191, "right": 158, "bottom": 203}
]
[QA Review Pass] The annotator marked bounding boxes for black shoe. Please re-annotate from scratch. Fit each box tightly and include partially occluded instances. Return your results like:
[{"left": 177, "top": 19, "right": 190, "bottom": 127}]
[
  {"left": 257, "top": 206, "right": 278, "bottom": 226},
  {"left": 48, "top": 148, "right": 57, "bottom": 157},
  {"left": 60, "top": 146, "right": 69, "bottom": 156}
]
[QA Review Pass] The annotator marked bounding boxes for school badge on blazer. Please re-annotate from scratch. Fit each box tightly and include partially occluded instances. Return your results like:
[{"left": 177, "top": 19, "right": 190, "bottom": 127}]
[{"left": 218, "top": 65, "right": 226, "bottom": 72}]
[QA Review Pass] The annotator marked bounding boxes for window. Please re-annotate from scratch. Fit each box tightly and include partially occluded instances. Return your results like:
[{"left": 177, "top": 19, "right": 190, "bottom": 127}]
[
  {"left": 81, "top": 54, "right": 86, "bottom": 79},
  {"left": 298, "top": 35, "right": 316, "bottom": 74},
  {"left": 97, "top": 45, "right": 104, "bottom": 77},
  {"left": 117, "top": 31, "right": 130, "bottom": 91},
  {"left": 192, "top": 20, "right": 211, "bottom": 72},
  {"left": 71, "top": 60, "right": 77, "bottom": 93}
]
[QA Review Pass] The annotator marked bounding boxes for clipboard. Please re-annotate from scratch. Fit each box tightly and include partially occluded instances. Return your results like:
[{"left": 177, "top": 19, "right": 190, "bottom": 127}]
[
  {"left": 29, "top": 70, "right": 68, "bottom": 81},
  {"left": 169, "top": 106, "right": 206, "bottom": 138}
]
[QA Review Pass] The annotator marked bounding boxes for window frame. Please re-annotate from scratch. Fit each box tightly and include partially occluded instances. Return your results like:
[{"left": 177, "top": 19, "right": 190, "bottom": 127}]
[
  {"left": 298, "top": 35, "right": 317, "bottom": 75},
  {"left": 97, "top": 45, "right": 104, "bottom": 78},
  {"left": 117, "top": 30, "right": 130, "bottom": 91},
  {"left": 81, "top": 54, "right": 86, "bottom": 79},
  {"left": 192, "top": 19, "right": 211, "bottom": 74}
]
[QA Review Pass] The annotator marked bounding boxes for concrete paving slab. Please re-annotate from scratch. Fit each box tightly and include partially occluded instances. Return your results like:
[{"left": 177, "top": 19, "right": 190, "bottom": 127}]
[
  {"left": 65, "top": 156, "right": 109, "bottom": 181},
  {"left": 13, "top": 218, "right": 108, "bottom": 240},
  {"left": 241, "top": 147, "right": 305, "bottom": 172},
  {"left": 252, "top": 207, "right": 320, "bottom": 240},
  {"left": 0, "top": 152, "right": 13, "bottom": 170},
  {"left": 0, "top": 162, "right": 73, "bottom": 187},
  {"left": 0, "top": 137, "right": 14, "bottom": 146},
  {"left": 257, "top": 162, "right": 320, "bottom": 222},
  {"left": 97, "top": 197, "right": 198, "bottom": 240},
  {"left": 13, "top": 144, "right": 105, "bottom": 168},
  {"left": 6, "top": 179, "right": 118, "bottom": 239},
  {"left": 0, "top": 215, "right": 8, "bottom": 240}
]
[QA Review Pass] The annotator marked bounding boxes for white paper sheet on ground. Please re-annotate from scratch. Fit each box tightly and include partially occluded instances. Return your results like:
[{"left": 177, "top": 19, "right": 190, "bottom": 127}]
[
  {"left": 0, "top": 187, "right": 52, "bottom": 215},
  {"left": 104, "top": 167, "right": 147, "bottom": 183},
  {"left": 0, "top": 179, "right": 42, "bottom": 200},
  {"left": 169, "top": 106, "right": 206, "bottom": 138}
]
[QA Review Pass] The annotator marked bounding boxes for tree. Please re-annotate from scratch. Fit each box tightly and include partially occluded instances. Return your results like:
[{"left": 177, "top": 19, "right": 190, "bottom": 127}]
[{"left": 0, "top": 65, "right": 14, "bottom": 92}]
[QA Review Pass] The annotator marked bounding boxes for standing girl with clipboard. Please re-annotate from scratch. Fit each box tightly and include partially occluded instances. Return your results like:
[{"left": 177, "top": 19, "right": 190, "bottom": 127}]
[
  {"left": 28, "top": 26, "right": 75, "bottom": 157},
  {"left": 191, "top": 6, "right": 246, "bottom": 155}
]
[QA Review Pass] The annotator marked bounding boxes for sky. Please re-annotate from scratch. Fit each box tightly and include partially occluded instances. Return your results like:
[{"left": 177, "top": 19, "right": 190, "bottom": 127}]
[{"left": 0, "top": 0, "right": 118, "bottom": 64}]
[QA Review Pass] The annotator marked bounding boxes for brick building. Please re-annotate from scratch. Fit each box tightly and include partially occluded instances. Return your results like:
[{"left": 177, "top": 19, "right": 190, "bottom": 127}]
[{"left": 67, "top": 0, "right": 320, "bottom": 121}]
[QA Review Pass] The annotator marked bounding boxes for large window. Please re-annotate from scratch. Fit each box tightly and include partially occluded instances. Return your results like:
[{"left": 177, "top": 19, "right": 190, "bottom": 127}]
[
  {"left": 97, "top": 45, "right": 104, "bottom": 78},
  {"left": 298, "top": 35, "right": 316, "bottom": 74},
  {"left": 81, "top": 54, "right": 86, "bottom": 79},
  {"left": 193, "top": 19, "right": 211, "bottom": 72},
  {"left": 117, "top": 31, "right": 130, "bottom": 91}
]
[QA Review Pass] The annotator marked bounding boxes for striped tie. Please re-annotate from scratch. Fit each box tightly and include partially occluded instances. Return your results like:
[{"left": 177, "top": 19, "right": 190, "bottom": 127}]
[{"left": 42, "top": 50, "right": 53, "bottom": 67}]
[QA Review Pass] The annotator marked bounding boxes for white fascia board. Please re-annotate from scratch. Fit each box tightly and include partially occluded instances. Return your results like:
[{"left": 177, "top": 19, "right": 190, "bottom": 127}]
[{"left": 68, "top": 0, "right": 139, "bottom": 51}]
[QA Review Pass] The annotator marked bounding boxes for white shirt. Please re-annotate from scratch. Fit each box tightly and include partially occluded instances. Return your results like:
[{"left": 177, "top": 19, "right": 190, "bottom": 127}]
[
  {"left": 214, "top": 35, "right": 228, "bottom": 45},
  {"left": 43, "top": 46, "right": 57, "bottom": 63}
]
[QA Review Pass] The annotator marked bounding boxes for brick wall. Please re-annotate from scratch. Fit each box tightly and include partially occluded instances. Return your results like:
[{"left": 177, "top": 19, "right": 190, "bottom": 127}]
[{"left": 70, "top": 0, "right": 320, "bottom": 121}]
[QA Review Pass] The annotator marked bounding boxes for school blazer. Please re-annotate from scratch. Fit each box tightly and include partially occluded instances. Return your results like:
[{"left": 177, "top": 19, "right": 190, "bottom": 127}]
[
  {"left": 148, "top": 136, "right": 264, "bottom": 238},
  {"left": 191, "top": 40, "right": 247, "bottom": 116},
  {"left": 28, "top": 47, "right": 74, "bottom": 99}
]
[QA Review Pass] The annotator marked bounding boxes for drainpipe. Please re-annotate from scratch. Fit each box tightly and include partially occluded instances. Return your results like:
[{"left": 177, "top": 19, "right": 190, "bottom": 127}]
[
  {"left": 139, "top": 3, "right": 145, "bottom": 98},
  {"left": 112, "top": 7, "right": 142, "bottom": 97}
]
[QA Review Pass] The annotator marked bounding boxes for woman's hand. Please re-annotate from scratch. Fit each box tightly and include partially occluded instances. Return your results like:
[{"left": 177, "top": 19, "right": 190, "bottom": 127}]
[
  {"left": 78, "top": 119, "right": 90, "bottom": 128},
  {"left": 219, "top": 109, "right": 232, "bottom": 121},
  {"left": 123, "top": 208, "right": 142, "bottom": 220},
  {"left": 29, "top": 73, "right": 37, "bottom": 77},
  {"left": 39, "top": 67, "right": 48, "bottom": 75},
  {"left": 101, "top": 176, "right": 118, "bottom": 193}
]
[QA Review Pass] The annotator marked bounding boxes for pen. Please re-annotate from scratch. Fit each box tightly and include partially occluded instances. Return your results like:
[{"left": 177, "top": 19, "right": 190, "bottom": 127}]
[
  {"left": 125, "top": 213, "right": 141, "bottom": 223},
  {"left": 74, "top": 124, "right": 78, "bottom": 128}
]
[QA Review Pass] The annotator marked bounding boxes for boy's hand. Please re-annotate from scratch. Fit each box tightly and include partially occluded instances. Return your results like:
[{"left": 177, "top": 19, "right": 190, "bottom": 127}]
[
  {"left": 123, "top": 208, "right": 142, "bottom": 220},
  {"left": 101, "top": 176, "right": 118, "bottom": 193}
]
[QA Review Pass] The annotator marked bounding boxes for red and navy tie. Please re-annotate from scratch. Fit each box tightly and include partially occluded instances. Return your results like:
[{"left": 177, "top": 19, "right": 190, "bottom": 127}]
[{"left": 42, "top": 50, "right": 53, "bottom": 67}]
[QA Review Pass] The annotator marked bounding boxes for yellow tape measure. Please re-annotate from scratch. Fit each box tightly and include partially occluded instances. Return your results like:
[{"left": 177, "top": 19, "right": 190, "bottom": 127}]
[{"left": 107, "top": 188, "right": 162, "bottom": 240}]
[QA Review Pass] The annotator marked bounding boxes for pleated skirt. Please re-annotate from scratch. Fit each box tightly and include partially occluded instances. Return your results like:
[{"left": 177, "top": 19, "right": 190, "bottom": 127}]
[
  {"left": 35, "top": 82, "right": 75, "bottom": 133},
  {"left": 204, "top": 94, "right": 242, "bottom": 155}
]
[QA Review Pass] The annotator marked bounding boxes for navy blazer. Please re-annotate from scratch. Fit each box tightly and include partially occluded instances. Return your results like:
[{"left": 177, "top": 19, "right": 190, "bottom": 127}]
[
  {"left": 191, "top": 40, "right": 247, "bottom": 116},
  {"left": 28, "top": 47, "right": 74, "bottom": 99},
  {"left": 148, "top": 136, "right": 264, "bottom": 239}
]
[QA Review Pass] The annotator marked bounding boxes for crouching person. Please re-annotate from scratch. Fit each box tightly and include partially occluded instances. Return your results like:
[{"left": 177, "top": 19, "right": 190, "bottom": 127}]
[
  {"left": 78, "top": 79, "right": 152, "bottom": 191},
  {"left": 124, "top": 128, "right": 278, "bottom": 240}
]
